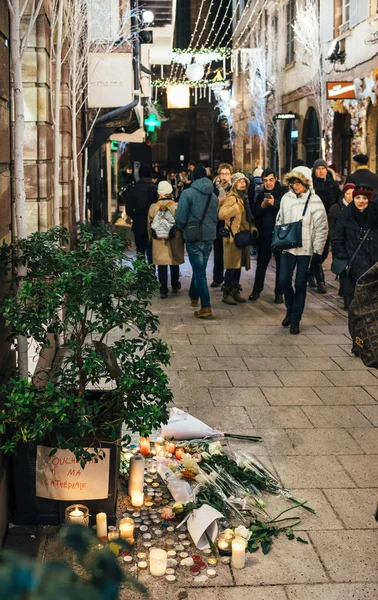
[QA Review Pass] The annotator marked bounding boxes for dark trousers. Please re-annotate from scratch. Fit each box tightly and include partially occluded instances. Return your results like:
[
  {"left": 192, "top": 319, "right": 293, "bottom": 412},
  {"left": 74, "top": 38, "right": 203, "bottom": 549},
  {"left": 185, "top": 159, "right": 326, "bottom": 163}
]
[
  {"left": 280, "top": 253, "right": 311, "bottom": 325},
  {"left": 253, "top": 243, "right": 282, "bottom": 297},
  {"left": 133, "top": 231, "right": 153, "bottom": 265},
  {"left": 224, "top": 268, "right": 241, "bottom": 287},
  {"left": 158, "top": 265, "right": 180, "bottom": 294},
  {"left": 212, "top": 237, "right": 224, "bottom": 284}
]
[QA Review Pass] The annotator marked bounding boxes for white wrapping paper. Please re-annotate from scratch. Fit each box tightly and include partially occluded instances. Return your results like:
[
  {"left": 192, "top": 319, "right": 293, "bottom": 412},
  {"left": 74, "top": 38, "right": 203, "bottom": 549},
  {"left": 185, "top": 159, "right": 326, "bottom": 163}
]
[{"left": 161, "top": 408, "right": 220, "bottom": 440}]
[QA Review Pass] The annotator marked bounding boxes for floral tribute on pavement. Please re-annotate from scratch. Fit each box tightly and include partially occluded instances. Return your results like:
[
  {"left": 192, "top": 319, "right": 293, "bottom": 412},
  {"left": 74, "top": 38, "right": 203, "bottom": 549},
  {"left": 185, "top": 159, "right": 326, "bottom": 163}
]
[{"left": 117, "top": 409, "right": 315, "bottom": 584}]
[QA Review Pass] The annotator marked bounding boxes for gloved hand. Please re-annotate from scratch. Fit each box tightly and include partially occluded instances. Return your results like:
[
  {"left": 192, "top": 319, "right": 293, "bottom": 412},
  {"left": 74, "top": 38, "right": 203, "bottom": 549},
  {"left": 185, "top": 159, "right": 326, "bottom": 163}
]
[{"left": 311, "top": 253, "right": 322, "bottom": 264}]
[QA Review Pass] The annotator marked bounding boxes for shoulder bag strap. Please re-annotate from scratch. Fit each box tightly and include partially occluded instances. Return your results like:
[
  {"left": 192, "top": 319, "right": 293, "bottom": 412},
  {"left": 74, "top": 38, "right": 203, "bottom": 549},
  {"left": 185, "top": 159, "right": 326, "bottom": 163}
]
[
  {"left": 347, "top": 228, "right": 371, "bottom": 269},
  {"left": 301, "top": 192, "right": 311, "bottom": 218},
  {"left": 199, "top": 193, "right": 212, "bottom": 225}
]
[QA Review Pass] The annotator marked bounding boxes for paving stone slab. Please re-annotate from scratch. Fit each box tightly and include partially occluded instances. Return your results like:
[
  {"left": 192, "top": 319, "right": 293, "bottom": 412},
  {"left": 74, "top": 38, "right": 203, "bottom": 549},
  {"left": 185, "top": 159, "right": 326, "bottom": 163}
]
[
  {"left": 287, "top": 358, "right": 341, "bottom": 371},
  {"left": 160, "top": 324, "right": 207, "bottom": 335},
  {"left": 171, "top": 386, "right": 212, "bottom": 407},
  {"left": 170, "top": 344, "right": 218, "bottom": 357},
  {"left": 257, "top": 345, "right": 307, "bottom": 357},
  {"left": 302, "top": 406, "right": 373, "bottom": 428},
  {"left": 189, "top": 334, "right": 270, "bottom": 345},
  {"left": 246, "top": 406, "right": 314, "bottom": 428},
  {"left": 262, "top": 387, "right": 323, "bottom": 406},
  {"left": 226, "top": 428, "right": 297, "bottom": 456},
  {"left": 198, "top": 357, "right": 248, "bottom": 371},
  {"left": 309, "top": 530, "right": 378, "bottom": 582},
  {"left": 323, "top": 488, "right": 378, "bottom": 529},
  {"left": 166, "top": 356, "right": 200, "bottom": 371},
  {"left": 331, "top": 356, "right": 369, "bottom": 370},
  {"left": 348, "top": 427, "right": 378, "bottom": 453},
  {"left": 214, "top": 344, "right": 263, "bottom": 357},
  {"left": 297, "top": 345, "right": 349, "bottom": 357},
  {"left": 325, "top": 370, "right": 378, "bottom": 386},
  {"left": 209, "top": 387, "right": 269, "bottom": 406},
  {"left": 178, "top": 370, "right": 232, "bottom": 387},
  {"left": 227, "top": 371, "right": 283, "bottom": 387},
  {"left": 313, "top": 386, "right": 376, "bottom": 405},
  {"left": 337, "top": 455, "right": 378, "bottom": 487},
  {"left": 186, "top": 405, "right": 253, "bottom": 432},
  {"left": 362, "top": 386, "right": 378, "bottom": 401},
  {"left": 286, "top": 583, "right": 378, "bottom": 600},
  {"left": 232, "top": 534, "right": 327, "bottom": 586},
  {"left": 243, "top": 357, "right": 295, "bottom": 371},
  {"left": 187, "top": 587, "right": 287, "bottom": 600},
  {"left": 357, "top": 405, "right": 378, "bottom": 426},
  {"left": 286, "top": 428, "right": 364, "bottom": 455},
  {"left": 271, "top": 456, "right": 355, "bottom": 488},
  {"left": 276, "top": 371, "right": 334, "bottom": 388},
  {"left": 306, "top": 335, "right": 351, "bottom": 345}
]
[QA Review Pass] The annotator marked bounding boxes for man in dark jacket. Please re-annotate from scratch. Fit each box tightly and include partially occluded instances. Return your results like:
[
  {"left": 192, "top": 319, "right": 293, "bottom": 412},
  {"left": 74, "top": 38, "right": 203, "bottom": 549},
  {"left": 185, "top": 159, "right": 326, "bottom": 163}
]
[
  {"left": 249, "top": 168, "right": 286, "bottom": 303},
  {"left": 176, "top": 164, "right": 218, "bottom": 319},
  {"left": 125, "top": 164, "right": 157, "bottom": 263},
  {"left": 346, "top": 154, "right": 378, "bottom": 199}
]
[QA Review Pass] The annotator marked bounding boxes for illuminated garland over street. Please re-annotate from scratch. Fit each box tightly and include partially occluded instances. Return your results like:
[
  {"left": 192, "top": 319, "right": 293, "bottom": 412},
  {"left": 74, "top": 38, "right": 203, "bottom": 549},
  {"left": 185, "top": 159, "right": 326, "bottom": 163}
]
[{"left": 171, "top": 47, "right": 232, "bottom": 67}]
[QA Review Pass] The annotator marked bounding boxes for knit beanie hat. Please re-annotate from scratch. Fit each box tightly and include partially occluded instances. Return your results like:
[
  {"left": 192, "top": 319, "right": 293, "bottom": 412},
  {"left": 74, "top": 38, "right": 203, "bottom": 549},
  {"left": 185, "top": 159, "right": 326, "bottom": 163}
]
[
  {"left": 157, "top": 181, "right": 173, "bottom": 196},
  {"left": 353, "top": 154, "right": 369, "bottom": 165},
  {"left": 342, "top": 183, "right": 355, "bottom": 195},
  {"left": 192, "top": 164, "right": 207, "bottom": 180},
  {"left": 353, "top": 186, "right": 373, "bottom": 202},
  {"left": 139, "top": 164, "right": 152, "bottom": 178},
  {"left": 231, "top": 172, "right": 249, "bottom": 188},
  {"left": 313, "top": 159, "right": 328, "bottom": 170}
]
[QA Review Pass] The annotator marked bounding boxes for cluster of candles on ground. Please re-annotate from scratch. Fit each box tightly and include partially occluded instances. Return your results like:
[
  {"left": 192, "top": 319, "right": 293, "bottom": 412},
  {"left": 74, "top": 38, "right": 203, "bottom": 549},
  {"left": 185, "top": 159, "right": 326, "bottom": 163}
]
[{"left": 65, "top": 436, "right": 246, "bottom": 580}]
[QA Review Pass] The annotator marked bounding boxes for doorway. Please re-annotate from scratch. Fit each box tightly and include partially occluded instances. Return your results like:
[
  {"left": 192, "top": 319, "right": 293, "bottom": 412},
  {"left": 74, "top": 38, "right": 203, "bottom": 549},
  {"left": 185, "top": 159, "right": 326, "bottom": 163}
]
[
  {"left": 333, "top": 112, "right": 352, "bottom": 176},
  {"left": 303, "top": 108, "right": 320, "bottom": 167}
]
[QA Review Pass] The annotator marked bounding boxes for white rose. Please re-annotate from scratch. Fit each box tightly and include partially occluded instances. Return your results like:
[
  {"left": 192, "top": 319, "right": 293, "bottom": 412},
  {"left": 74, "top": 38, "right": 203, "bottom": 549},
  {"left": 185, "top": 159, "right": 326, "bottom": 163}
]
[
  {"left": 234, "top": 525, "right": 252, "bottom": 541},
  {"left": 208, "top": 441, "right": 223, "bottom": 456}
]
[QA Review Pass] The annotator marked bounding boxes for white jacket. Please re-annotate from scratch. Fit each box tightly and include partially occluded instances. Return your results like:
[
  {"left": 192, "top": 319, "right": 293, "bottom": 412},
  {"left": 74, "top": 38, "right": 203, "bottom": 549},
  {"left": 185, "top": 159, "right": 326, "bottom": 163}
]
[{"left": 276, "top": 190, "right": 328, "bottom": 256}]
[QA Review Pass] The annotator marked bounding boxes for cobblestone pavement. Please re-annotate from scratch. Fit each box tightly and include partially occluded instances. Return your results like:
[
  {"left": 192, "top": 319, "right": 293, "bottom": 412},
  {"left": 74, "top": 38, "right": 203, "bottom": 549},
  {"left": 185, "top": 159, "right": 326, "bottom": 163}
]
[{"left": 144, "top": 253, "right": 378, "bottom": 600}]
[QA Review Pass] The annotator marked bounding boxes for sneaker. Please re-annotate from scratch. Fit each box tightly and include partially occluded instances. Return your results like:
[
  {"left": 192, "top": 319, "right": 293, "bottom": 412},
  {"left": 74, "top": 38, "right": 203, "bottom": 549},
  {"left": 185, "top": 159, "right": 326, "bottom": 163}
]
[
  {"left": 172, "top": 282, "right": 182, "bottom": 294},
  {"left": 274, "top": 295, "right": 284, "bottom": 304},
  {"left": 281, "top": 315, "right": 291, "bottom": 327},
  {"left": 248, "top": 292, "right": 260, "bottom": 302},
  {"left": 190, "top": 299, "right": 200, "bottom": 307},
  {"left": 317, "top": 282, "right": 327, "bottom": 294},
  {"left": 290, "top": 324, "right": 300, "bottom": 335},
  {"left": 210, "top": 281, "right": 222, "bottom": 288},
  {"left": 194, "top": 307, "right": 212, "bottom": 319}
]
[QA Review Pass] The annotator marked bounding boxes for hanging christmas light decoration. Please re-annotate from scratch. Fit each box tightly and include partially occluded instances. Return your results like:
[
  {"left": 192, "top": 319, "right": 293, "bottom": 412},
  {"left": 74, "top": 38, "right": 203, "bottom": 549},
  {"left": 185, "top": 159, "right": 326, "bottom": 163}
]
[{"left": 186, "top": 62, "right": 205, "bottom": 81}]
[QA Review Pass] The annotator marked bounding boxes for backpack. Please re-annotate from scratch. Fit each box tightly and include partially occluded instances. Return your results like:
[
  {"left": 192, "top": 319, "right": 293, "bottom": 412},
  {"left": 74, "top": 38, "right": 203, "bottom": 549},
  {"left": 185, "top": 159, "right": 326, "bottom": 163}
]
[{"left": 151, "top": 201, "right": 176, "bottom": 239}]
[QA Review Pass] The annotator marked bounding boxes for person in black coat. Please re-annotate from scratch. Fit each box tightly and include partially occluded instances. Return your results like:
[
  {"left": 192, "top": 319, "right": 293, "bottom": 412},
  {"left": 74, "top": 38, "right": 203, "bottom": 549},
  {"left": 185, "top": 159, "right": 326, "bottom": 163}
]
[
  {"left": 346, "top": 154, "right": 378, "bottom": 199},
  {"left": 249, "top": 168, "right": 287, "bottom": 303},
  {"left": 332, "top": 186, "right": 378, "bottom": 316},
  {"left": 125, "top": 164, "right": 157, "bottom": 264}
]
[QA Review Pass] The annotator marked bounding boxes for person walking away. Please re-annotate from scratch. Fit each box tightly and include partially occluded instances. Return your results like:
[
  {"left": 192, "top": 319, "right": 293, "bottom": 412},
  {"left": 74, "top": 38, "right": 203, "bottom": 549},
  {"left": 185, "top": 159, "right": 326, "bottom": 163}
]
[
  {"left": 328, "top": 183, "right": 355, "bottom": 309},
  {"left": 219, "top": 173, "right": 257, "bottom": 305},
  {"left": 346, "top": 154, "right": 378, "bottom": 199},
  {"left": 175, "top": 164, "right": 218, "bottom": 318},
  {"left": 211, "top": 163, "right": 233, "bottom": 288},
  {"left": 125, "top": 164, "right": 157, "bottom": 265},
  {"left": 250, "top": 168, "right": 286, "bottom": 303},
  {"left": 278, "top": 166, "right": 328, "bottom": 335},
  {"left": 148, "top": 181, "right": 184, "bottom": 299},
  {"left": 332, "top": 186, "right": 378, "bottom": 334},
  {"left": 308, "top": 159, "right": 339, "bottom": 293}
]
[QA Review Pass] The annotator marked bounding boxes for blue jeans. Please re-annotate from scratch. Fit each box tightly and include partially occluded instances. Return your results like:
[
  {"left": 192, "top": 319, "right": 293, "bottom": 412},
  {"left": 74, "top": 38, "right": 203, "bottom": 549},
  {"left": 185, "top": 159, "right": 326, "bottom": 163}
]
[
  {"left": 186, "top": 241, "right": 213, "bottom": 308},
  {"left": 279, "top": 253, "right": 311, "bottom": 325}
]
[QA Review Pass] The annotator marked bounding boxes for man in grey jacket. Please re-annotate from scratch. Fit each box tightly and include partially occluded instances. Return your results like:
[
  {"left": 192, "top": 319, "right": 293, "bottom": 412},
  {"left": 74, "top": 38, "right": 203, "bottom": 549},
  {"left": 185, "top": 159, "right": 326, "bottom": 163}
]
[{"left": 176, "top": 164, "right": 218, "bottom": 318}]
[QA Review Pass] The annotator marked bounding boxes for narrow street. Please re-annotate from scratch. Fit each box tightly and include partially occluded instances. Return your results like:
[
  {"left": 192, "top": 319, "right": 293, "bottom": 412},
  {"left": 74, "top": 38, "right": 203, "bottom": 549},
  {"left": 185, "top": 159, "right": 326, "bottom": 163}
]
[{"left": 147, "top": 253, "right": 378, "bottom": 599}]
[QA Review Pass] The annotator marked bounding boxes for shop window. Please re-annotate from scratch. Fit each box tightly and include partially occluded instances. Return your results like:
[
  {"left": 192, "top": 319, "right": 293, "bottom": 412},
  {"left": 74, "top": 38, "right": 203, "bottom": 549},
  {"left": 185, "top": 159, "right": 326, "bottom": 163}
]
[{"left": 286, "top": 0, "right": 295, "bottom": 65}]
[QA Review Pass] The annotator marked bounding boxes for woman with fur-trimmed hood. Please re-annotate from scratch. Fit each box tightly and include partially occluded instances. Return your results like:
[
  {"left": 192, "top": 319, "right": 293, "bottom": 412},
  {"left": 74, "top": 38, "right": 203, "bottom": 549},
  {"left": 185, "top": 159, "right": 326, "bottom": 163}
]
[{"left": 277, "top": 166, "right": 328, "bottom": 334}]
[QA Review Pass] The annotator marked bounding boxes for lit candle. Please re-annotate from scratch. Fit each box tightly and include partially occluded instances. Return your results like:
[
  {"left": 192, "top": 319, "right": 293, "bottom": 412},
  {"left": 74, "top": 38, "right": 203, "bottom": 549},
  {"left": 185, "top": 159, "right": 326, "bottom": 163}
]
[
  {"left": 108, "top": 530, "right": 120, "bottom": 541},
  {"left": 128, "top": 455, "right": 145, "bottom": 496},
  {"left": 166, "top": 441, "right": 176, "bottom": 454},
  {"left": 217, "top": 534, "right": 232, "bottom": 556},
  {"left": 140, "top": 437, "right": 151, "bottom": 455},
  {"left": 119, "top": 518, "right": 134, "bottom": 539},
  {"left": 175, "top": 448, "right": 184, "bottom": 460},
  {"left": 149, "top": 548, "right": 167, "bottom": 576},
  {"left": 67, "top": 506, "right": 84, "bottom": 525},
  {"left": 232, "top": 538, "right": 246, "bottom": 569},
  {"left": 96, "top": 512, "right": 108, "bottom": 539},
  {"left": 131, "top": 490, "right": 144, "bottom": 507}
]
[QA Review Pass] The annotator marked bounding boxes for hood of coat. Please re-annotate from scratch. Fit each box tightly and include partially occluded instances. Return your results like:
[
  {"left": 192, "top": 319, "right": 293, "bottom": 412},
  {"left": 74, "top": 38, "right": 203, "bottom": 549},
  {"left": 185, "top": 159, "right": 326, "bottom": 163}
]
[
  {"left": 191, "top": 177, "right": 214, "bottom": 195},
  {"left": 283, "top": 166, "right": 314, "bottom": 190}
]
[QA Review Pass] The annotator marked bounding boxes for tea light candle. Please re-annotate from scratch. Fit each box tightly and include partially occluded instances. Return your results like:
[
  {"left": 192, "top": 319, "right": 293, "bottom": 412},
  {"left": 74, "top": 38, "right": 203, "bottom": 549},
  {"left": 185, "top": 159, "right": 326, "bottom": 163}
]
[
  {"left": 166, "top": 441, "right": 176, "bottom": 454},
  {"left": 128, "top": 455, "right": 145, "bottom": 496},
  {"left": 96, "top": 512, "right": 107, "bottom": 539},
  {"left": 65, "top": 504, "right": 89, "bottom": 527},
  {"left": 119, "top": 518, "right": 134, "bottom": 539},
  {"left": 140, "top": 437, "right": 151, "bottom": 455},
  {"left": 232, "top": 538, "right": 246, "bottom": 569},
  {"left": 108, "top": 530, "right": 120, "bottom": 541},
  {"left": 131, "top": 491, "right": 144, "bottom": 507},
  {"left": 150, "top": 548, "right": 167, "bottom": 576},
  {"left": 175, "top": 448, "right": 184, "bottom": 460}
]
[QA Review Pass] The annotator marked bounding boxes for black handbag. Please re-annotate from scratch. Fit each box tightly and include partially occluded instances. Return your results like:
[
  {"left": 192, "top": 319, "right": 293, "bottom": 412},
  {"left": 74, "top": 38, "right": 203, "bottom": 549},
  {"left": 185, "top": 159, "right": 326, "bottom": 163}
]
[
  {"left": 331, "top": 229, "right": 371, "bottom": 275},
  {"left": 234, "top": 230, "right": 253, "bottom": 248},
  {"left": 185, "top": 194, "right": 212, "bottom": 243},
  {"left": 271, "top": 193, "right": 311, "bottom": 251}
]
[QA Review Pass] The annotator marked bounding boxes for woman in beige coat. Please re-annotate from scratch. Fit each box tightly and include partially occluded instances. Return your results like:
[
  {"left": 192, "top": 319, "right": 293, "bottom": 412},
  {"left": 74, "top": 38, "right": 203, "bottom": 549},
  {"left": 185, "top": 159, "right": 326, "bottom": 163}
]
[
  {"left": 148, "top": 181, "right": 184, "bottom": 298},
  {"left": 218, "top": 173, "right": 257, "bottom": 304}
]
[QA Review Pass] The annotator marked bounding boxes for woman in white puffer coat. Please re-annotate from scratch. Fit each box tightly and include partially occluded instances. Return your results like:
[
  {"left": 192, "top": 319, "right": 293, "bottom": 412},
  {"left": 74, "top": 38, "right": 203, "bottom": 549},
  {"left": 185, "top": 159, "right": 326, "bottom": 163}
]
[{"left": 277, "top": 166, "right": 328, "bottom": 335}]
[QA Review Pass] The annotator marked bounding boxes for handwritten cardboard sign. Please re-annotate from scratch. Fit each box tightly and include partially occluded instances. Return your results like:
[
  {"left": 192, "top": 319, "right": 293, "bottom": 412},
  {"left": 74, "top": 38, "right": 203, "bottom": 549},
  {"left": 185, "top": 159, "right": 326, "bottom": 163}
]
[{"left": 36, "top": 445, "right": 110, "bottom": 501}]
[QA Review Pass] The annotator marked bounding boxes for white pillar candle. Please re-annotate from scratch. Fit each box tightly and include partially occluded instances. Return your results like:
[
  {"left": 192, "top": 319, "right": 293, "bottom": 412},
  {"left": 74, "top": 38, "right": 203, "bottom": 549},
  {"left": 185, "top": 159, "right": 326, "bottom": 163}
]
[
  {"left": 149, "top": 548, "right": 167, "bottom": 576},
  {"left": 131, "top": 490, "right": 144, "bottom": 507},
  {"left": 96, "top": 512, "right": 108, "bottom": 539},
  {"left": 232, "top": 538, "right": 246, "bottom": 569},
  {"left": 128, "top": 455, "right": 145, "bottom": 495},
  {"left": 119, "top": 518, "right": 134, "bottom": 539}
]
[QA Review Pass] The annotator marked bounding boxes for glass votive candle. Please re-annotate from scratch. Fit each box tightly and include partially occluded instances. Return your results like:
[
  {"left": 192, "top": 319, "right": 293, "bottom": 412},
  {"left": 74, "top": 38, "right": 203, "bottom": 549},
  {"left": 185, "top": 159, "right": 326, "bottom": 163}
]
[
  {"left": 175, "top": 448, "right": 184, "bottom": 460},
  {"left": 232, "top": 537, "right": 246, "bottom": 569},
  {"left": 140, "top": 437, "right": 151, "bottom": 456},
  {"left": 166, "top": 441, "right": 176, "bottom": 454},
  {"left": 131, "top": 490, "right": 144, "bottom": 507},
  {"left": 149, "top": 547, "right": 167, "bottom": 576},
  {"left": 65, "top": 504, "right": 89, "bottom": 527},
  {"left": 217, "top": 533, "right": 233, "bottom": 556},
  {"left": 108, "top": 526, "right": 120, "bottom": 541},
  {"left": 119, "top": 517, "right": 134, "bottom": 539}
]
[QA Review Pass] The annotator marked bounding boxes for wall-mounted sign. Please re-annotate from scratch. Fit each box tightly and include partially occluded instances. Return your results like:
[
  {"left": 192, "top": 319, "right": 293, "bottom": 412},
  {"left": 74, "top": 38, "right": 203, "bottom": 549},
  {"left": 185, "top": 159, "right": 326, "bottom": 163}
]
[
  {"left": 326, "top": 82, "right": 355, "bottom": 100},
  {"left": 36, "top": 446, "right": 110, "bottom": 501},
  {"left": 88, "top": 53, "right": 133, "bottom": 108},
  {"left": 273, "top": 113, "right": 297, "bottom": 120}
]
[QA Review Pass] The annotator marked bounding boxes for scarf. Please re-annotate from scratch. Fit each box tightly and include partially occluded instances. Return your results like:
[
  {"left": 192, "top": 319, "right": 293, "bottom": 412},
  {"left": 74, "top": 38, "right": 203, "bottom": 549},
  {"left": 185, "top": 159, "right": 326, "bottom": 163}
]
[{"left": 236, "top": 190, "right": 254, "bottom": 225}]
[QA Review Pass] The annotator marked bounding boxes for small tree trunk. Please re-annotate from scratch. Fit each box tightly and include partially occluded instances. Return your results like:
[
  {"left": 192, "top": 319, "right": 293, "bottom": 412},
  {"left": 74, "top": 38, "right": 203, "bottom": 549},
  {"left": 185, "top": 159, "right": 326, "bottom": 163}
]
[
  {"left": 82, "top": 146, "right": 88, "bottom": 220},
  {"left": 53, "top": 0, "right": 63, "bottom": 227}
]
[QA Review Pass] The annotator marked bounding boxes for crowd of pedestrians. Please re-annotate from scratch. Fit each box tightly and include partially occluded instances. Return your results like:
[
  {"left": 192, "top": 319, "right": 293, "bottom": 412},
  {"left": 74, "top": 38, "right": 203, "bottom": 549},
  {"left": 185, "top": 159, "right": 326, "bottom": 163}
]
[{"left": 123, "top": 153, "right": 378, "bottom": 336}]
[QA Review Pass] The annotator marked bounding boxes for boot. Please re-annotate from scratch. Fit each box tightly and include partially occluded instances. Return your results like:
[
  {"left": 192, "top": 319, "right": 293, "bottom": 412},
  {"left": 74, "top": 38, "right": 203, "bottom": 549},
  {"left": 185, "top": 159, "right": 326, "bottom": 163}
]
[
  {"left": 308, "top": 275, "right": 316, "bottom": 288},
  {"left": 232, "top": 284, "right": 246, "bottom": 303},
  {"left": 314, "top": 264, "right": 326, "bottom": 294},
  {"left": 222, "top": 285, "right": 237, "bottom": 305}
]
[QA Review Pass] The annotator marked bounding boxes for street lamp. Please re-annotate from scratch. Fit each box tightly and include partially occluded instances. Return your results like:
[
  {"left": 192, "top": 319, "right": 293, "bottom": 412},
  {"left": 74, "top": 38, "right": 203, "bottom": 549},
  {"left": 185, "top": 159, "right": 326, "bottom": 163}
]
[{"left": 142, "top": 10, "right": 154, "bottom": 24}]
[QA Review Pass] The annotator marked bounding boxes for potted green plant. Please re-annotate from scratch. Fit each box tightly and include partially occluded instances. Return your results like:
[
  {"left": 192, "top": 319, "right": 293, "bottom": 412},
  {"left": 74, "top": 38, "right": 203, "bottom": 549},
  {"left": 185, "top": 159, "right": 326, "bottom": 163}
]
[{"left": 0, "top": 224, "right": 172, "bottom": 524}]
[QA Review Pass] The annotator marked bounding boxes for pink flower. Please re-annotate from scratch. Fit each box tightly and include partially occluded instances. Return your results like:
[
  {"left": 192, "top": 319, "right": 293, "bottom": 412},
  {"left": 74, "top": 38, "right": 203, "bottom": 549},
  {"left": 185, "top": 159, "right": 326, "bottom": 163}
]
[{"left": 161, "top": 506, "right": 175, "bottom": 520}]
